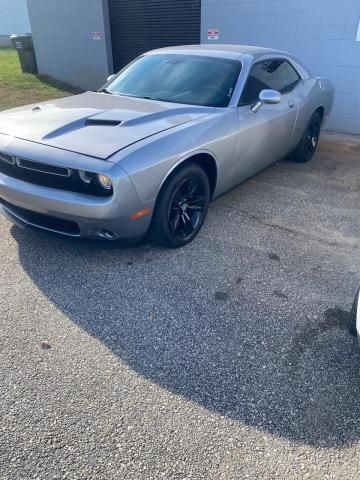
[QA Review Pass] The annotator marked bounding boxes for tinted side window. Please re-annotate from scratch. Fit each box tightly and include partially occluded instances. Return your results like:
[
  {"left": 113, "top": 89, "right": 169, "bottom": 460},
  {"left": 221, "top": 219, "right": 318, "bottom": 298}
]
[{"left": 240, "top": 59, "right": 301, "bottom": 105}]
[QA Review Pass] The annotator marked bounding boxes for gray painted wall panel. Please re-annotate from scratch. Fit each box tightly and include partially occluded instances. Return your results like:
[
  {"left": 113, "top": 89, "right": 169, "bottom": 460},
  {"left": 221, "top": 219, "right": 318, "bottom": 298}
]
[
  {"left": 0, "top": 0, "right": 31, "bottom": 36},
  {"left": 0, "top": 35, "right": 12, "bottom": 47},
  {"left": 201, "top": 0, "right": 360, "bottom": 133},
  {"left": 27, "top": 0, "right": 113, "bottom": 91}
]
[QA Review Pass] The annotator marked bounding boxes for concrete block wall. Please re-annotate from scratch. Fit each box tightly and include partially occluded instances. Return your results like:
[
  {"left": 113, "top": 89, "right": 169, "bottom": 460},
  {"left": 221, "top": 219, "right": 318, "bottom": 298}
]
[
  {"left": 0, "top": 0, "right": 31, "bottom": 46},
  {"left": 26, "top": 0, "right": 113, "bottom": 91},
  {"left": 201, "top": 0, "right": 360, "bottom": 134}
]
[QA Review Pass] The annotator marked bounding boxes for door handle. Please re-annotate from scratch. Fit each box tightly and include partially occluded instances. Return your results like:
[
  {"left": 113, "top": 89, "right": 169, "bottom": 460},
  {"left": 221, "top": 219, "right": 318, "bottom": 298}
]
[{"left": 288, "top": 100, "right": 295, "bottom": 108}]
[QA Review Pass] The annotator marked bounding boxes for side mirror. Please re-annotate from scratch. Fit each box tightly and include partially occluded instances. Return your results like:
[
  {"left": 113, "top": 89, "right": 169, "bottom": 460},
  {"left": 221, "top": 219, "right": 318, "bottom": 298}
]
[
  {"left": 251, "top": 89, "right": 281, "bottom": 113},
  {"left": 106, "top": 74, "right": 116, "bottom": 83}
]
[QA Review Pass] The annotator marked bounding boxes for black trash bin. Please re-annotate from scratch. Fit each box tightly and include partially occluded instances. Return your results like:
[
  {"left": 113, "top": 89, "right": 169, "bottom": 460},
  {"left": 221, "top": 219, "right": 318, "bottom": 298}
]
[{"left": 10, "top": 34, "right": 38, "bottom": 74}]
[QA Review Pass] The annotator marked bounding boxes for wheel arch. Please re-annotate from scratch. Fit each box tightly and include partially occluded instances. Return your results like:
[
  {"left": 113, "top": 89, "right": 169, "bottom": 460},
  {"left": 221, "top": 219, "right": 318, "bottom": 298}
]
[
  {"left": 158, "top": 151, "right": 218, "bottom": 200},
  {"left": 314, "top": 105, "right": 325, "bottom": 123}
]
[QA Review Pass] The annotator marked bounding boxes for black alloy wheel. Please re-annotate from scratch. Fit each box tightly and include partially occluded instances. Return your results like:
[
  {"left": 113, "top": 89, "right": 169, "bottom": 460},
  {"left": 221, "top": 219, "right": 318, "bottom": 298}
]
[
  {"left": 168, "top": 177, "right": 207, "bottom": 241},
  {"left": 289, "top": 111, "right": 322, "bottom": 163},
  {"left": 149, "top": 162, "right": 210, "bottom": 248},
  {"left": 304, "top": 113, "right": 321, "bottom": 159}
]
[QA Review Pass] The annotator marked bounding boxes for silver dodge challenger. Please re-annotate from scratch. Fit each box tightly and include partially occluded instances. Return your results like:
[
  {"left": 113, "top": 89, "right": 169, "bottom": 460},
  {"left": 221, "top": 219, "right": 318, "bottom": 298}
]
[{"left": 0, "top": 45, "right": 334, "bottom": 247}]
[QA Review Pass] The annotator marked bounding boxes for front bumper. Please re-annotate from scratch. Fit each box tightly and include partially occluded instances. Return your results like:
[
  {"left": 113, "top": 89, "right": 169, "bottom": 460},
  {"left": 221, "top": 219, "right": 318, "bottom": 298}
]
[{"left": 0, "top": 166, "right": 153, "bottom": 242}]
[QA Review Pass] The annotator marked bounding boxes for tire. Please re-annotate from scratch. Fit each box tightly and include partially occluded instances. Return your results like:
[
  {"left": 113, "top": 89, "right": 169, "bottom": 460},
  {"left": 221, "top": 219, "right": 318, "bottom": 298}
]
[
  {"left": 349, "top": 287, "right": 360, "bottom": 337},
  {"left": 288, "top": 111, "right": 322, "bottom": 163},
  {"left": 149, "top": 162, "right": 210, "bottom": 248}
]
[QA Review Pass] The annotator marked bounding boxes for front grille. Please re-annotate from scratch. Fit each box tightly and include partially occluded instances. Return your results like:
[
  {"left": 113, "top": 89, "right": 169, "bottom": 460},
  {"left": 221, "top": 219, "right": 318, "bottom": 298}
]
[
  {"left": 0, "top": 153, "right": 112, "bottom": 197},
  {"left": 15, "top": 157, "right": 70, "bottom": 177},
  {"left": 0, "top": 198, "right": 80, "bottom": 236},
  {"left": 0, "top": 152, "right": 14, "bottom": 164}
]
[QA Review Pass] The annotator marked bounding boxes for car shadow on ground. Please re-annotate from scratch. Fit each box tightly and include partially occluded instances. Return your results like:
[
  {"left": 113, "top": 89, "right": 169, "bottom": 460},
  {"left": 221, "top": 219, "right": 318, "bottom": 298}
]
[
  {"left": 9, "top": 132, "right": 360, "bottom": 450},
  {"left": 11, "top": 211, "right": 360, "bottom": 449}
]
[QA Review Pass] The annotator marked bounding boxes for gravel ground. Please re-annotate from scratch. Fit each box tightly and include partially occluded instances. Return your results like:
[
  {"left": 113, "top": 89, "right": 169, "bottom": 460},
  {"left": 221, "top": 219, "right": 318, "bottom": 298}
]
[{"left": 1, "top": 133, "right": 360, "bottom": 479}]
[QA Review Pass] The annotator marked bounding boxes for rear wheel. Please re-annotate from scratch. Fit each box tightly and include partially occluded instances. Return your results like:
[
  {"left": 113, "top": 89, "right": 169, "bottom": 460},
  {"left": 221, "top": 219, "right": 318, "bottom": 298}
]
[
  {"left": 288, "top": 111, "right": 322, "bottom": 163},
  {"left": 149, "top": 163, "right": 210, "bottom": 248}
]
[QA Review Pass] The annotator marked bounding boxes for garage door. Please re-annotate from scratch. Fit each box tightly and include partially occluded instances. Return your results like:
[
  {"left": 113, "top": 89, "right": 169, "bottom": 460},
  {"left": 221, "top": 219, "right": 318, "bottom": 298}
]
[{"left": 108, "top": 0, "right": 201, "bottom": 72}]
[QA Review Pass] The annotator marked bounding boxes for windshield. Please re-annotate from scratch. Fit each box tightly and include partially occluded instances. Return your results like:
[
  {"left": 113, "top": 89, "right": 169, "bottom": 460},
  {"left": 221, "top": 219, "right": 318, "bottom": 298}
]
[{"left": 106, "top": 54, "right": 242, "bottom": 108}]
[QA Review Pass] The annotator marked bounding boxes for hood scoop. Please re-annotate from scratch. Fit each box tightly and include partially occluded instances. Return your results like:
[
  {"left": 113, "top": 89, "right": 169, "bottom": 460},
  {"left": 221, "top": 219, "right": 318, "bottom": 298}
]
[
  {"left": 85, "top": 118, "right": 122, "bottom": 127},
  {"left": 42, "top": 115, "right": 123, "bottom": 140}
]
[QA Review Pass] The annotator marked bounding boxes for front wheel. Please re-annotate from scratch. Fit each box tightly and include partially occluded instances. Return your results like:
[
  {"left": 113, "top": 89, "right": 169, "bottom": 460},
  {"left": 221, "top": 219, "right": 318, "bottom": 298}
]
[
  {"left": 149, "top": 162, "right": 210, "bottom": 248},
  {"left": 288, "top": 111, "right": 322, "bottom": 163}
]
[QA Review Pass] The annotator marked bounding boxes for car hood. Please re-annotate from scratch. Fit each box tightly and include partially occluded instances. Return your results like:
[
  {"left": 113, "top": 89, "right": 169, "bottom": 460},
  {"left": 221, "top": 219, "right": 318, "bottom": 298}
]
[{"left": 0, "top": 92, "right": 214, "bottom": 160}]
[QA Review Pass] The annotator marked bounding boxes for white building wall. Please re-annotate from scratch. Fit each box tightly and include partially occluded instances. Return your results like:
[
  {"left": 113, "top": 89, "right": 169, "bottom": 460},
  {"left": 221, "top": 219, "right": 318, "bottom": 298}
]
[
  {"left": 27, "top": 0, "right": 113, "bottom": 91},
  {"left": 0, "top": 0, "right": 31, "bottom": 45},
  {"left": 202, "top": 0, "right": 360, "bottom": 134}
]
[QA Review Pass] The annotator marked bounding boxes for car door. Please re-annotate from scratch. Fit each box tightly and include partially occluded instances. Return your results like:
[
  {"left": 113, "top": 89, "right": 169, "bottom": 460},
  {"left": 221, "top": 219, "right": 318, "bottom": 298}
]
[{"left": 234, "top": 58, "right": 300, "bottom": 182}]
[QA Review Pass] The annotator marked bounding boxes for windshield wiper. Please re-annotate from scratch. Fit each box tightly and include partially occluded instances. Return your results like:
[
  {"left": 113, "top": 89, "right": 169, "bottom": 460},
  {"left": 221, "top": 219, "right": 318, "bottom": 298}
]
[
  {"left": 98, "top": 88, "right": 113, "bottom": 95},
  {"left": 114, "top": 93, "right": 162, "bottom": 101},
  {"left": 138, "top": 96, "right": 162, "bottom": 101},
  {"left": 99, "top": 90, "right": 162, "bottom": 101}
]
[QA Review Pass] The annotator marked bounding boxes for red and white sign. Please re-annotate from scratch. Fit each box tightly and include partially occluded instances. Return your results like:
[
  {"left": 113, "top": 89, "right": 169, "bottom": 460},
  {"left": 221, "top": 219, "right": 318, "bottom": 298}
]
[
  {"left": 92, "top": 31, "right": 101, "bottom": 40},
  {"left": 208, "top": 28, "right": 220, "bottom": 41}
]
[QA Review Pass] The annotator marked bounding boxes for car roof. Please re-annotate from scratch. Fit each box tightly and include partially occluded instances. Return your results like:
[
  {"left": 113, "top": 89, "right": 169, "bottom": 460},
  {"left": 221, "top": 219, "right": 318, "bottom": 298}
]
[
  {"left": 146, "top": 44, "right": 311, "bottom": 79},
  {"left": 147, "top": 44, "right": 289, "bottom": 60}
]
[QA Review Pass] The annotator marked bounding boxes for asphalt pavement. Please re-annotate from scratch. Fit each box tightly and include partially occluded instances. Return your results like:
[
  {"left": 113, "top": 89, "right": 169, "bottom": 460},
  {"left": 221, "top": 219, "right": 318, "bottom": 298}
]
[{"left": 1, "top": 133, "right": 360, "bottom": 479}]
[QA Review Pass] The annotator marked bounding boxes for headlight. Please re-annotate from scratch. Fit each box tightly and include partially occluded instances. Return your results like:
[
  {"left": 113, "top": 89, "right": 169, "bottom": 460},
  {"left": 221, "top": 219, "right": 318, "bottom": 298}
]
[
  {"left": 97, "top": 174, "right": 112, "bottom": 190},
  {"left": 78, "top": 170, "right": 92, "bottom": 184}
]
